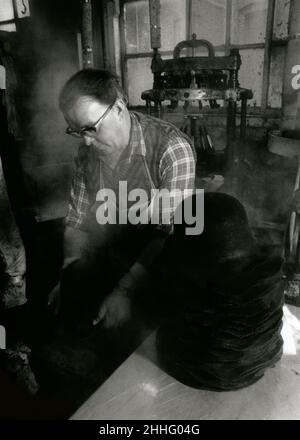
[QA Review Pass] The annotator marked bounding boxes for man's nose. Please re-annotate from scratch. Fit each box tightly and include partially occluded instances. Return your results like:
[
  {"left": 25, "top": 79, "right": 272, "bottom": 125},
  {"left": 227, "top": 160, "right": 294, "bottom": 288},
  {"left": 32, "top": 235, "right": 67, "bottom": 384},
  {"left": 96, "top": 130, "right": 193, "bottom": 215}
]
[{"left": 83, "top": 134, "right": 93, "bottom": 146}]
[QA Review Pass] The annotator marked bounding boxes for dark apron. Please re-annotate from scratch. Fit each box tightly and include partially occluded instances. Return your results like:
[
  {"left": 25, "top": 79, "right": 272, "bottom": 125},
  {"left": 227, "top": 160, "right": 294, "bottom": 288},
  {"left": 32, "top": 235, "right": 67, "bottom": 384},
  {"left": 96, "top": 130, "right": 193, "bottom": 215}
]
[{"left": 85, "top": 153, "right": 157, "bottom": 274}]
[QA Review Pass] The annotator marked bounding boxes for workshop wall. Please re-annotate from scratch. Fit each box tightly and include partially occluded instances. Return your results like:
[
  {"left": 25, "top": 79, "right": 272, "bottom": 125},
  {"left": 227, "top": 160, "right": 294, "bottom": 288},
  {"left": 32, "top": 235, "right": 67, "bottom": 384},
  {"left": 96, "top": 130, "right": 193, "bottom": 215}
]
[{"left": 0, "top": 0, "right": 82, "bottom": 220}]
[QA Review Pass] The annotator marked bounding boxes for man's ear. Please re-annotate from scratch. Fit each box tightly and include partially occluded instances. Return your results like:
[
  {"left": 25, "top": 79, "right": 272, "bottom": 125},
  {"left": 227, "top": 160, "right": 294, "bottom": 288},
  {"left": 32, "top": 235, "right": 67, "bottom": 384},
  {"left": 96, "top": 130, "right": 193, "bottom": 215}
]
[{"left": 115, "top": 98, "right": 128, "bottom": 117}]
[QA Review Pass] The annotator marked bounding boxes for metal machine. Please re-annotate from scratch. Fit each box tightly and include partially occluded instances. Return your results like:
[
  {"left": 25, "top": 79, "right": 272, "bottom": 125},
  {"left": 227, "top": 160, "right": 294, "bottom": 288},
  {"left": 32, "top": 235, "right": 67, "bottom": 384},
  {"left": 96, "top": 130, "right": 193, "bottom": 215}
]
[{"left": 142, "top": 0, "right": 253, "bottom": 178}]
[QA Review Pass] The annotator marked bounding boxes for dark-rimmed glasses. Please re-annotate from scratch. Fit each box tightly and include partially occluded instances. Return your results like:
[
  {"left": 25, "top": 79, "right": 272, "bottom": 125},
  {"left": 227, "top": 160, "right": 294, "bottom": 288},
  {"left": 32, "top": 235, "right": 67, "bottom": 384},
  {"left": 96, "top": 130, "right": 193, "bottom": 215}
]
[{"left": 65, "top": 100, "right": 116, "bottom": 138}]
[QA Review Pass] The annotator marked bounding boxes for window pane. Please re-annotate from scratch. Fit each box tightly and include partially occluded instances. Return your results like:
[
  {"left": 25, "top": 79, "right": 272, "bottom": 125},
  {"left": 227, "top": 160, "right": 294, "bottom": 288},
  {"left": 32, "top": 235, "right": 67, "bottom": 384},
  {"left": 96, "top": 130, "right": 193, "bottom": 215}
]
[
  {"left": 127, "top": 57, "right": 153, "bottom": 106},
  {"left": 0, "top": 23, "right": 16, "bottom": 31},
  {"left": 273, "top": 0, "right": 290, "bottom": 39},
  {"left": 124, "top": 0, "right": 151, "bottom": 54},
  {"left": 178, "top": 47, "right": 226, "bottom": 57},
  {"left": 238, "top": 48, "right": 264, "bottom": 106},
  {"left": 0, "top": 0, "right": 14, "bottom": 21},
  {"left": 231, "top": 0, "right": 268, "bottom": 45},
  {"left": 268, "top": 47, "right": 285, "bottom": 108},
  {"left": 124, "top": 0, "right": 186, "bottom": 54},
  {"left": 160, "top": 0, "right": 186, "bottom": 51},
  {"left": 191, "top": 0, "right": 226, "bottom": 46}
]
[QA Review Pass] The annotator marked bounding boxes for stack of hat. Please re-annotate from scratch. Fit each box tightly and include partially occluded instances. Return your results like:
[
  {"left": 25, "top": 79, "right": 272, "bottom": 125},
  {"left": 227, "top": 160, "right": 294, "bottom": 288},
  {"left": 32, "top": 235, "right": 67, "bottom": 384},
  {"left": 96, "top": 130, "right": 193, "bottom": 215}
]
[{"left": 156, "top": 193, "right": 284, "bottom": 391}]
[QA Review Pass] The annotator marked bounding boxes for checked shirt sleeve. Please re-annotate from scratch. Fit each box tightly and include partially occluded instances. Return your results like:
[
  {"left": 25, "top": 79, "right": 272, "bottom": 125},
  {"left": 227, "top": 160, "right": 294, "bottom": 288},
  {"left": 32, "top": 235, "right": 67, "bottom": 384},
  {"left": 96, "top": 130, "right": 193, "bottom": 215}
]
[
  {"left": 158, "top": 137, "right": 196, "bottom": 222},
  {"left": 65, "top": 163, "right": 90, "bottom": 230},
  {"left": 136, "top": 137, "right": 195, "bottom": 269}
]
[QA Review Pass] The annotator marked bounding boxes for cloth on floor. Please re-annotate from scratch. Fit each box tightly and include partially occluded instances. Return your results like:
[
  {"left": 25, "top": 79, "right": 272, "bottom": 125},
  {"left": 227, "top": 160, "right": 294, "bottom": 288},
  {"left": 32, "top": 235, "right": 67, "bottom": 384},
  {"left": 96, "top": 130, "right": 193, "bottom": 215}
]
[
  {"left": 0, "top": 156, "right": 26, "bottom": 308},
  {"left": 4, "top": 342, "right": 39, "bottom": 395},
  {"left": 155, "top": 193, "right": 284, "bottom": 391},
  {"left": 0, "top": 156, "right": 36, "bottom": 395}
]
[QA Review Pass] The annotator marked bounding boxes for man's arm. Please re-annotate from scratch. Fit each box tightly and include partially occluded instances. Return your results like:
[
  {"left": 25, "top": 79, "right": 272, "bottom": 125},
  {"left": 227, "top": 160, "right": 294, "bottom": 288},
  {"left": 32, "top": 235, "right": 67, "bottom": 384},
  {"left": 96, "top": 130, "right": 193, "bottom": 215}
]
[
  {"left": 48, "top": 159, "right": 90, "bottom": 306},
  {"left": 62, "top": 157, "right": 91, "bottom": 268},
  {"left": 62, "top": 226, "right": 89, "bottom": 269},
  {"left": 136, "top": 137, "right": 196, "bottom": 269}
]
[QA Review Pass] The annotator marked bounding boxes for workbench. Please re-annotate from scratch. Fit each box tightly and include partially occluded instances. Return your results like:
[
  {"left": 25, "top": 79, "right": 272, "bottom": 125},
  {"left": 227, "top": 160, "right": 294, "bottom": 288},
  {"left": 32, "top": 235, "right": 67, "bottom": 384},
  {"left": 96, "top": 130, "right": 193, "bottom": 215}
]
[{"left": 71, "top": 305, "right": 300, "bottom": 420}]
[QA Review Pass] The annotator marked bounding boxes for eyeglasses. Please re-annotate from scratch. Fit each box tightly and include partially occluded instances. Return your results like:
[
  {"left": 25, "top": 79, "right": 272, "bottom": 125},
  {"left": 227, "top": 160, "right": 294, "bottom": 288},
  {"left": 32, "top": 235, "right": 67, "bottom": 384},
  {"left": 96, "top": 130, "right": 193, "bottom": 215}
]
[{"left": 66, "top": 100, "right": 116, "bottom": 138}]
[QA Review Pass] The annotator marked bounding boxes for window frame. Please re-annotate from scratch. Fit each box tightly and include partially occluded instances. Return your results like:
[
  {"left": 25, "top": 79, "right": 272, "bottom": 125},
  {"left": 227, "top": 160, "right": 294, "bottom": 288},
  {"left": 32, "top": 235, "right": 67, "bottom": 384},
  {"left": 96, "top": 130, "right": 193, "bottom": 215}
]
[
  {"left": 120, "top": 0, "right": 289, "bottom": 111},
  {"left": 0, "top": 0, "right": 18, "bottom": 32}
]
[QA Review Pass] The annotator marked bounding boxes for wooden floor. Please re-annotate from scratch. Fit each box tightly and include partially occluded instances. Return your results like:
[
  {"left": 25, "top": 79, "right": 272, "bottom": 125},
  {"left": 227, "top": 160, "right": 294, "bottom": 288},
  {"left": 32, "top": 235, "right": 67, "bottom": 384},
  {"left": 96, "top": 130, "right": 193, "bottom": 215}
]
[{"left": 71, "top": 305, "right": 300, "bottom": 420}]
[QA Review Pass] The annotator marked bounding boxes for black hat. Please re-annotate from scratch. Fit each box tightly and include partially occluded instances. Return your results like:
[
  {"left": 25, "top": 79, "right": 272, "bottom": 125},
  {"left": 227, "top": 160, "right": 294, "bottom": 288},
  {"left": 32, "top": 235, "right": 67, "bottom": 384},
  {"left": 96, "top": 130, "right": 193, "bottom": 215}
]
[{"left": 172, "top": 192, "right": 254, "bottom": 262}]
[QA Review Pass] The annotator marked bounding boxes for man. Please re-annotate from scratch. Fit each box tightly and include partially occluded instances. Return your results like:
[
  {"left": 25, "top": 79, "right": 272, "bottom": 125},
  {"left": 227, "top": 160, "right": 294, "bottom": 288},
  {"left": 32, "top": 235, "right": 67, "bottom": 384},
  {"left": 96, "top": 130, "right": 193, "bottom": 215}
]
[{"left": 51, "top": 68, "right": 195, "bottom": 336}]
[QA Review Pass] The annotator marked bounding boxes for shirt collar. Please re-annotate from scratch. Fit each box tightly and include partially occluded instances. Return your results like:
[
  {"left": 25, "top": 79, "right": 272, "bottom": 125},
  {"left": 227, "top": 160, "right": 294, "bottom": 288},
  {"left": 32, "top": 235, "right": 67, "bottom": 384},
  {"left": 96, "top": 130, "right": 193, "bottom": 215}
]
[{"left": 127, "top": 112, "right": 146, "bottom": 162}]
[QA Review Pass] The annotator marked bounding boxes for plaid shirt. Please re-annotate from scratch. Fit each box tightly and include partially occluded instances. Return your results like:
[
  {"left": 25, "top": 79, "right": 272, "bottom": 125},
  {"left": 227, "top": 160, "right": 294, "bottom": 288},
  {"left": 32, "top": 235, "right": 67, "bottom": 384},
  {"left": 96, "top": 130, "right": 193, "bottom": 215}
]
[{"left": 66, "top": 111, "right": 195, "bottom": 231}]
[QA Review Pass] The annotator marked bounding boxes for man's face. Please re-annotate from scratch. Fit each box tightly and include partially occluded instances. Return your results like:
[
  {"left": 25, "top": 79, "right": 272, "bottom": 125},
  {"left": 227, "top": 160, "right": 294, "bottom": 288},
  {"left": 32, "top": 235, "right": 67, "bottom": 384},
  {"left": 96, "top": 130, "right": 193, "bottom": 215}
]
[{"left": 64, "top": 96, "right": 121, "bottom": 153}]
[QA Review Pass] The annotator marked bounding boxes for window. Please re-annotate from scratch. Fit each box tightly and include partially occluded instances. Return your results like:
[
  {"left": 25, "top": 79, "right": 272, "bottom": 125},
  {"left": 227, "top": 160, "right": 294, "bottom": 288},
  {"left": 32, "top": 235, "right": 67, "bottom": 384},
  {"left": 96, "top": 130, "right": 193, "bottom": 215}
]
[
  {"left": 0, "top": 0, "right": 15, "bottom": 21},
  {"left": 231, "top": 0, "right": 268, "bottom": 45},
  {"left": 122, "top": 0, "right": 187, "bottom": 105},
  {"left": 124, "top": 0, "right": 151, "bottom": 54},
  {"left": 121, "top": 0, "right": 290, "bottom": 109},
  {"left": 190, "top": 0, "right": 226, "bottom": 47},
  {"left": 0, "top": 0, "right": 17, "bottom": 31}
]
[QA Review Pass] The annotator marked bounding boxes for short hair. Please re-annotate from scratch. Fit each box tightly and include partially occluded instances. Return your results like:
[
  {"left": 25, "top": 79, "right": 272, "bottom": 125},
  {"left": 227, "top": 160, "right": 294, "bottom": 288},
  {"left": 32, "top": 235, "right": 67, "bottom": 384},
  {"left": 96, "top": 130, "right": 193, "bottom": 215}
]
[{"left": 59, "top": 68, "right": 127, "bottom": 113}]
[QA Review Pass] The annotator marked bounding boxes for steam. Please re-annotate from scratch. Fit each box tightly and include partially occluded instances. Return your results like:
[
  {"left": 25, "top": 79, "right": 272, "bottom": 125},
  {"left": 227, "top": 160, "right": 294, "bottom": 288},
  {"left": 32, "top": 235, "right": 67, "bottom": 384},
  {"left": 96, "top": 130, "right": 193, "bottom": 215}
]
[
  {"left": 28, "top": 39, "right": 80, "bottom": 165},
  {"left": 21, "top": 24, "right": 81, "bottom": 219}
]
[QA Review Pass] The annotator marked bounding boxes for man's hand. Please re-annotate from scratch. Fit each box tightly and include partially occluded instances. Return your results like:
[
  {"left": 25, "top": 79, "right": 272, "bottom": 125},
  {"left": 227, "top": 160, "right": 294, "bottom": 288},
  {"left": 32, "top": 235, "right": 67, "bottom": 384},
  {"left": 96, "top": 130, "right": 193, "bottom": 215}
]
[
  {"left": 93, "top": 263, "right": 148, "bottom": 329},
  {"left": 48, "top": 257, "right": 80, "bottom": 315},
  {"left": 93, "top": 262, "right": 149, "bottom": 328},
  {"left": 93, "top": 288, "right": 131, "bottom": 329}
]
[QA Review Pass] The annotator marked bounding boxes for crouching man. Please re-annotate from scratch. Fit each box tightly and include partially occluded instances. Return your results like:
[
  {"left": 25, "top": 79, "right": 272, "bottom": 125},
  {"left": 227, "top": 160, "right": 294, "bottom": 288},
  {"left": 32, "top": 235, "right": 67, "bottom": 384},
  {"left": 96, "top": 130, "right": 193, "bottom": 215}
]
[{"left": 49, "top": 68, "right": 195, "bottom": 353}]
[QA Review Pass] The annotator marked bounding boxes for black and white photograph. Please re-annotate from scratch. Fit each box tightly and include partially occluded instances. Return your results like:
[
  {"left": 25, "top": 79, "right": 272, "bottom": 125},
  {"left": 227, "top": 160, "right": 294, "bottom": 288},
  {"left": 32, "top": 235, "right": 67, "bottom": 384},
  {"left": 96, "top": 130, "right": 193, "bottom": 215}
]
[{"left": 0, "top": 0, "right": 300, "bottom": 424}]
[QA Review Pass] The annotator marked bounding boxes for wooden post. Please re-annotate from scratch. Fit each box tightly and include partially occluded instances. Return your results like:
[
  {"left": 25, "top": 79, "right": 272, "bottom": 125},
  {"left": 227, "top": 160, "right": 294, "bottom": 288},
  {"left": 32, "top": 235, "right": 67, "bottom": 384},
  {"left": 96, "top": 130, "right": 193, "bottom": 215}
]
[
  {"left": 282, "top": 0, "right": 300, "bottom": 127},
  {"left": 149, "top": 0, "right": 161, "bottom": 50},
  {"left": 113, "top": 0, "right": 122, "bottom": 78},
  {"left": 295, "top": 91, "right": 300, "bottom": 130},
  {"left": 261, "top": 0, "right": 275, "bottom": 110},
  {"left": 82, "top": 0, "right": 94, "bottom": 69},
  {"left": 225, "top": 0, "right": 232, "bottom": 56}
]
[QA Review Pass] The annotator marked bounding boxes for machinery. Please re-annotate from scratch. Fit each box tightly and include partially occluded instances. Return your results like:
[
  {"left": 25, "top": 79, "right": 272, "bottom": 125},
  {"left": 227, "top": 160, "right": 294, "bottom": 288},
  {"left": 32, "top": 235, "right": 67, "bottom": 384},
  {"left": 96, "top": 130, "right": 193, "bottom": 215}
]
[{"left": 142, "top": 1, "right": 253, "bottom": 179}]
